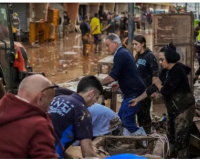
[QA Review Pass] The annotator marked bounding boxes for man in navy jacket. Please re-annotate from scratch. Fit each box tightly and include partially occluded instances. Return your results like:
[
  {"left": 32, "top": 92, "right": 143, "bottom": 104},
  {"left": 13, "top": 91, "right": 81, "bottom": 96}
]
[{"left": 101, "top": 33, "right": 145, "bottom": 135}]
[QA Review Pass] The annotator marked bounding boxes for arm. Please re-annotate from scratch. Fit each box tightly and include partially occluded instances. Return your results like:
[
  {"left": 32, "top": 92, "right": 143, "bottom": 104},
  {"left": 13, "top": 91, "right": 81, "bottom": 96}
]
[
  {"left": 129, "top": 91, "right": 148, "bottom": 107},
  {"left": 74, "top": 108, "right": 94, "bottom": 157},
  {"left": 152, "top": 77, "right": 157, "bottom": 83},
  {"left": 102, "top": 24, "right": 111, "bottom": 32},
  {"left": 80, "top": 139, "right": 97, "bottom": 158},
  {"left": 107, "top": 53, "right": 126, "bottom": 84},
  {"left": 149, "top": 54, "right": 159, "bottom": 83},
  {"left": 129, "top": 83, "right": 158, "bottom": 107},
  {"left": 91, "top": 25, "right": 98, "bottom": 33},
  {"left": 101, "top": 75, "right": 115, "bottom": 85},
  {"left": 155, "top": 68, "right": 184, "bottom": 97},
  {"left": 29, "top": 120, "right": 58, "bottom": 158}
]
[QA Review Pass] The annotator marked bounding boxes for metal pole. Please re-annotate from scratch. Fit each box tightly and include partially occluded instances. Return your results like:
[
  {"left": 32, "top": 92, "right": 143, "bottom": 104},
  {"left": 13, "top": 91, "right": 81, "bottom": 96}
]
[
  {"left": 128, "top": 3, "right": 134, "bottom": 53},
  {"left": 195, "top": 3, "right": 197, "bottom": 11},
  {"left": 185, "top": 3, "right": 187, "bottom": 12}
]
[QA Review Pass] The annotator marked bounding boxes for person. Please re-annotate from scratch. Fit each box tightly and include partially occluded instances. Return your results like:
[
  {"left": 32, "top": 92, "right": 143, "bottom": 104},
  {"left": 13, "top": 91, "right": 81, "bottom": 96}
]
[
  {"left": 48, "top": 75, "right": 103, "bottom": 158},
  {"left": 63, "top": 11, "right": 70, "bottom": 39},
  {"left": 0, "top": 74, "right": 58, "bottom": 158},
  {"left": 102, "top": 13, "right": 115, "bottom": 35},
  {"left": 141, "top": 13, "right": 146, "bottom": 30},
  {"left": 101, "top": 33, "right": 146, "bottom": 136},
  {"left": 194, "top": 22, "right": 200, "bottom": 41},
  {"left": 90, "top": 13, "right": 102, "bottom": 53},
  {"left": 119, "top": 16, "right": 128, "bottom": 40},
  {"left": 129, "top": 42, "right": 195, "bottom": 158},
  {"left": 12, "top": 12, "right": 20, "bottom": 29},
  {"left": 54, "top": 87, "right": 121, "bottom": 139},
  {"left": 88, "top": 103, "right": 122, "bottom": 138},
  {"left": 146, "top": 10, "right": 152, "bottom": 27},
  {"left": 133, "top": 35, "right": 159, "bottom": 134},
  {"left": 12, "top": 12, "right": 20, "bottom": 41},
  {"left": 194, "top": 66, "right": 200, "bottom": 84},
  {"left": 80, "top": 15, "right": 90, "bottom": 55}
]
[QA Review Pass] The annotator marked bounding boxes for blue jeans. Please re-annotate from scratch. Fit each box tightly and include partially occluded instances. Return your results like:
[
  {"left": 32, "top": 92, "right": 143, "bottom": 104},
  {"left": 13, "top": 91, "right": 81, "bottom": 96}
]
[{"left": 118, "top": 97, "right": 140, "bottom": 133}]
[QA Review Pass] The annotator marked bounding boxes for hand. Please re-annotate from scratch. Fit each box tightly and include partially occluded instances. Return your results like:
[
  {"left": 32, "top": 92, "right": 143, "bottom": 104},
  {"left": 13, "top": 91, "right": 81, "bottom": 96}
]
[
  {"left": 111, "top": 82, "right": 119, "bottom": 92},
  {"left": 128, "top": 98, "right": 139, "bottom": 107}
]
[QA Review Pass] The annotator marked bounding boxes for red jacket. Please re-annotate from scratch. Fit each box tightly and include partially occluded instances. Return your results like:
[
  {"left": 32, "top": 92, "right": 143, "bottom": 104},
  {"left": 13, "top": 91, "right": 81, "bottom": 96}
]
[{"left": 0, "top": 93, "right": 58, "bottom": 158}]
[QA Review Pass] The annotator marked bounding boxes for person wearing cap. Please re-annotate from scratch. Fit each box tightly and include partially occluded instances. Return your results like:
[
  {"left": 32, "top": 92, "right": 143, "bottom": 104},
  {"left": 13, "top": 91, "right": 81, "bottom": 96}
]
[{"left": 129, "top": 42, "right": 195, "bottom": 158}]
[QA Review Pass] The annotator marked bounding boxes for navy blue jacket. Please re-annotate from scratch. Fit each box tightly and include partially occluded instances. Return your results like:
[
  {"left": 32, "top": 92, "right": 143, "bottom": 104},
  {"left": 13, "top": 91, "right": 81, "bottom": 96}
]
[{"left": 109, "top": 47, "right": 145, "bottom": 99}]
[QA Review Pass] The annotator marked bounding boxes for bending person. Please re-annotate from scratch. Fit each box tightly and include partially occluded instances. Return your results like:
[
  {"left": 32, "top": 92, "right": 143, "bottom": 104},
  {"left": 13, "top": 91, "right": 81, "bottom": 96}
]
[{"left": 129, "top": 42, "right": 195, "bottom": 159}]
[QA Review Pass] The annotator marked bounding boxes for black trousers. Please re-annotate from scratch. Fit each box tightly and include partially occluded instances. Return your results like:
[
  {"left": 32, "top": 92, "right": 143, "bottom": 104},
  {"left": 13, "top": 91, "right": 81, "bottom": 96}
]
[{"left": 137, "top": 97, "right": 152, "bottom": 134}]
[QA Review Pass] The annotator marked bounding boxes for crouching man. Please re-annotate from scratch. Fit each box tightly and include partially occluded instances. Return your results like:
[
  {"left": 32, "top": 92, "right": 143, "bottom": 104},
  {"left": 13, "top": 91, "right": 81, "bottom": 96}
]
[{"left": 48, "top": 75, "right": 103, "bottom": 158}]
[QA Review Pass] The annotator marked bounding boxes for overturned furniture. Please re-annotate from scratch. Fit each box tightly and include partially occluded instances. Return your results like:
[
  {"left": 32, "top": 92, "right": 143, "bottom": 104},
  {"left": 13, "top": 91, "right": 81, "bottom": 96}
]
[{"left": 65, "top": 135, "right": 168, "bottom": 159}]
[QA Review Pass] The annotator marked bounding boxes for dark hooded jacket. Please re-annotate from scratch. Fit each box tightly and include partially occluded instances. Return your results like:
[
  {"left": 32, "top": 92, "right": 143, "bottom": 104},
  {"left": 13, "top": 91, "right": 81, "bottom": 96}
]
[
  {"left": 146, "top": 63, "right": 195, "bottom": 116},
  {"left": 0, "top": 93, "right": 57, "bottom": 159}
]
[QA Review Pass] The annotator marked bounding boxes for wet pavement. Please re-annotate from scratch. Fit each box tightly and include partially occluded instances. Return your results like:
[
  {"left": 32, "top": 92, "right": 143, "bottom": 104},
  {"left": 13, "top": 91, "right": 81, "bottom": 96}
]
[
  {"left": 24, "top": 33, "right": 109, "bottom": 83},
  {"left": 24, "top": 29, "right": 153, "bottom": 84}
]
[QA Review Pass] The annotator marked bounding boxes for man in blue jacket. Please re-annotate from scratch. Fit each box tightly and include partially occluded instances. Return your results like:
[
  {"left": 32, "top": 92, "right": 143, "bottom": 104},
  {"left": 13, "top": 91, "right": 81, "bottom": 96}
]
[{"left": 101, "top": 33, "right": 145, "bottom": 135}]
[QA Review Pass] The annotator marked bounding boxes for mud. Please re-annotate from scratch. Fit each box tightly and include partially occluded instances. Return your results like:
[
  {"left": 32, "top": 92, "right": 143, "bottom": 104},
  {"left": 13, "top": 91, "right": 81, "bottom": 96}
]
[{"left": 99, "top": 136, "right": 156, "bottom": 156}]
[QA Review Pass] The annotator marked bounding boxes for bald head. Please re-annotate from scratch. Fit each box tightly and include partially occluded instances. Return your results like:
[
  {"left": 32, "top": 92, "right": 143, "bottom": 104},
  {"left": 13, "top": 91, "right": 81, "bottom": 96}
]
[
  {"left": 18, "top": 74, "right": 51, "bottom": 95},
  {"left": 17, "top": 74, "right": 55, "bottom": 112}
]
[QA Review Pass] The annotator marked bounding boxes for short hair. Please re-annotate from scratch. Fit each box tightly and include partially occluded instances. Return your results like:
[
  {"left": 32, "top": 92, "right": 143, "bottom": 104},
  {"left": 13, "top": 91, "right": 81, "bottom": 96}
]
[
  {"left": 83, "top": 15, "right": 88, "bottom": 20},
  {"left": 94, "top": 13, "right": 98, "bottom": 17},
  {"left": 106, "top": 33, "right": 122, "bottom": 45},
  {"left": 77, "top": 75, "right": 103, "bottom": 94}
]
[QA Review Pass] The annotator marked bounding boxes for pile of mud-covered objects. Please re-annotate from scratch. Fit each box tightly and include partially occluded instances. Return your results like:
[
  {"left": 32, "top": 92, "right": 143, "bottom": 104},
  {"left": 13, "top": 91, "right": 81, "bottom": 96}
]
[{"left": 65, "top": 113, "right": 170, "bottom": 159}]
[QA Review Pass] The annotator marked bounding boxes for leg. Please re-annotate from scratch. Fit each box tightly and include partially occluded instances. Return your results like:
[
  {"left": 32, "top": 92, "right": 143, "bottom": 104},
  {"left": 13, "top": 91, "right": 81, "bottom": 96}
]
[
  {"left": 167, "top": 115, "right": 176, "bottom": 157},
  {"left": 137, "top": 97, "right": 152, "bottom": 134},
  {"left": 118, "top": 97, "right": 140, "bottom": 133},
  {"left": 197, "top": 45, "right": 200, "bottom": 65},
  {"left": 82, "top": 37, "right": 86, "bottom": 55},
  {"left": 98, "top": 34, "right": 102, "bottom": 52},
  {"left": 174, "top": 105, "right": 195, "bottom": 158},
  {"left": 93, "top": 35, "right": 98, "bottom": 53}
]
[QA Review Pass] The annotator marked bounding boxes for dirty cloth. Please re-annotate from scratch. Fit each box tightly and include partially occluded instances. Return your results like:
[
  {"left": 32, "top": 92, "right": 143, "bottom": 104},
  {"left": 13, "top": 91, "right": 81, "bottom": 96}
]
[
  {"left": 118, "top": 97, "right": 140, "bottom": 132},
  {"left": 146, "top": 62, "right": 195, "bottom": 157},
  {"left": 137, "top": 97, "right": 152, "bottom": 134},
  {"left": 136, "top": 49, "right": 159, "bottom": 132},
  {"left": 48, "top": 93, "right": 93, "bottom": 158},
  {"left": 0, "top": 93, "right": 57, "bottom": 158},
  {"left": 168, "top": 105, "right": 195, "bottom": 158},
  {"left": 136, "top": 49, "right": 159, "bottom": 88},
  {"left": 109, "top": 47, "right": 145, "bottom": 99},
  {"left": 88, "top": 103, "right": 122, "bottom": 136}
]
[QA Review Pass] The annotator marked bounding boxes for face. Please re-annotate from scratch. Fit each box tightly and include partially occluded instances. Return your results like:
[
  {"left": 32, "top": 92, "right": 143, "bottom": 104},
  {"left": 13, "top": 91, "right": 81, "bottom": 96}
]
[
  {"left": 105, "top": 39, "right": 118, "bottom": 55},
  {"left": 159, "top": 52, "right": 169, "bottom": 69},
  {"left": 133, "top": 40, "right": 144, "bottom": 53},
  {"left": 85, "top": 89, "right": 100, "bottom": 107},
  {"left": 37, "top": 88, "right": 55, "bottom": 112},
  {"left": 107, "top": 14, "right": 111, "bottom": 20}
]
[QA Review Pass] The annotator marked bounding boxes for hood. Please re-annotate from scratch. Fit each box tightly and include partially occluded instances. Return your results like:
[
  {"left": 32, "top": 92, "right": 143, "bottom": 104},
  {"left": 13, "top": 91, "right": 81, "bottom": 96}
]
[
  {"left": 143, "top": 48, "right": 152, "bottom": 55},
  {"left": 0, "top": 93, "right": 47, "bottom": 126},
  {"left": 176, "top": 62, "right": 191, "bottom": 75}
]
